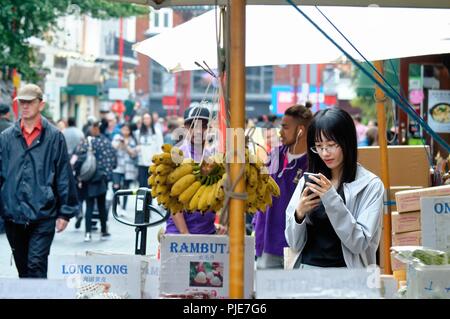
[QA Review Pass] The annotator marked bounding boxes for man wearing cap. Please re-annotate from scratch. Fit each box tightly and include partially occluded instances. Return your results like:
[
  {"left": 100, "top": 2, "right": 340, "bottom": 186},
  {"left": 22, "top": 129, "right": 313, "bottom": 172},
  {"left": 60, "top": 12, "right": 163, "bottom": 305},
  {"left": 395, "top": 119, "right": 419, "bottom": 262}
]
[
  {"left": 0, "top": 84, "right": 79, "bottom": 278},
  {"left": 165, "top": 106, "right": 226, "bottom": 235}
]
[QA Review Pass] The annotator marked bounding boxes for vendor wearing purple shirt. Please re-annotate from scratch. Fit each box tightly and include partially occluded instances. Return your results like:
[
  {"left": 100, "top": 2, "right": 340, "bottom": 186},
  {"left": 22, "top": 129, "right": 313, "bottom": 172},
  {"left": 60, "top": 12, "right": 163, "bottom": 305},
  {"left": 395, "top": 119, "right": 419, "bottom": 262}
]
[
  {"left": 253, "top": 104, "right": 313, "bottom": 269},
  {"left": 165, "top": 106, "right": 223, "bottom": 235}
]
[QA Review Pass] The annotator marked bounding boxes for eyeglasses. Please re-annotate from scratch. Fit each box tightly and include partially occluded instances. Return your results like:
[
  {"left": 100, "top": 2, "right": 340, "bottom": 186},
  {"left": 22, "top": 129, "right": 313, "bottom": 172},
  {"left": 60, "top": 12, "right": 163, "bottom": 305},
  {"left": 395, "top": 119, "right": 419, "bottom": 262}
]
[{"left": 310, "top": 144, "right": 339, "bottom": 154}]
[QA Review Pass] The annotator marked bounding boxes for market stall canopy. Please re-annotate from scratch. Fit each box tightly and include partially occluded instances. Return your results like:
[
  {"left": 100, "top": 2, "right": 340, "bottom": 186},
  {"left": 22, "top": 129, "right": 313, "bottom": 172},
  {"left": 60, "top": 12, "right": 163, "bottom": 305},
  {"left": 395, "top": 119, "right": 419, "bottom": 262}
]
[
  {"left": 133, "top": 5, "right": 450, "bottom": 72},
  {"left": 111, "top": 0, "right": 450, "bottom": 9}
]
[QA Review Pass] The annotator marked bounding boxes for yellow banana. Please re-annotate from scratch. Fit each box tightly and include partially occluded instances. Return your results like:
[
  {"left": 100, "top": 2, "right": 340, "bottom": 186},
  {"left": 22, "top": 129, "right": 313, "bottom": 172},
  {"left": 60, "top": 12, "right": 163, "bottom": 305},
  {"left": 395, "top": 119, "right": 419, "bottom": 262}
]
[
  {"left": 267, "top": 177, "right": 280, "bottom": 197},
  {"left": 149, "top": 164, "right": 157, "bottom": 174},
  {"left": 198, "top": 184, "right": 213, "bottom": 212},
  {"left": 156, "top": 164, "right": 173, "bottom": 176},
  {"left": 155, "top": 174, "right": 167, "bottom": 185},
  {"left": 151, "top": 187, "right": 158, "bottom": 198},
  {"left": 168, "top": 201, "right": 184, "bottom": 215},
  {"left": 157, "top": 193, "right": 171, "bottom": 206},
  {"left": 257, "top": 179, "right": 268, "bottom": 199},
  {"left": 207, "top": 182, "right": 219, "bottom": 209},
  {"left": 148, "top": 175, "right": 156, "bottom": 187},
  {"left": 170, "top": 174, "right": 196, "bottom": 197},
  {"left": 161, "top": 144, "right": 172, "bottom": 153},
  {"left": 249, "top": 165, "right": 258, "bottom": 186},
  {"left": 179, "top": 181, "right": 202, "bottom": 204},
  {"left": 247, "top": 188, "right": 258, "bottom": 206},
  {"left": 167, "top": 163, "right": 193, "bottom": 184},
  {"left": 159, "top": 152, "right": 176, "bottom": 166},
  {"left": 189, "top": 185, "right": 206, "bottom": 211},
  {"left": 264, "top": 189, "right": 273, "bottom": 207},
  {"left": 156, "top": 184, "right": 169, "bottom": 196}
]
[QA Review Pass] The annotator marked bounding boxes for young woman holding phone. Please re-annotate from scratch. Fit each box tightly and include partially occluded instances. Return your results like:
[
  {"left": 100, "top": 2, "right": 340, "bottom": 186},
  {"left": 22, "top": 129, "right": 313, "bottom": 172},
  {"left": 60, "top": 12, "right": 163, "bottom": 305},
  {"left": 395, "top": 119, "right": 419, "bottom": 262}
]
[{"left": 285, "top": 108, "right": 384, "bottom": 269}]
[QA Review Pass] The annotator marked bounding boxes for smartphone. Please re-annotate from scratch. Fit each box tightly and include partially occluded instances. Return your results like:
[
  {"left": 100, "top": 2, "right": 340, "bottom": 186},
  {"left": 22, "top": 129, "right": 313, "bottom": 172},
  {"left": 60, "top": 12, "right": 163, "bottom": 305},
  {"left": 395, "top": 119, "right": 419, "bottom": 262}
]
[
  {"left": 304, "top": 172, "right": 320, "bottom": 185},
  {"left": 303, "top": 172, "right": 320, "bottom": 195}
]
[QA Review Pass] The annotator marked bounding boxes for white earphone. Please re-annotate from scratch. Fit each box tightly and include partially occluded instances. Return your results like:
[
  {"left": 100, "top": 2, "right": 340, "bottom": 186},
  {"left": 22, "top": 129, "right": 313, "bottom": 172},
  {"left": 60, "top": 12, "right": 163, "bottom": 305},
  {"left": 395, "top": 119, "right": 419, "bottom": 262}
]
[{"left": 296, "top": 128, "right": 303, "bottom": 139}]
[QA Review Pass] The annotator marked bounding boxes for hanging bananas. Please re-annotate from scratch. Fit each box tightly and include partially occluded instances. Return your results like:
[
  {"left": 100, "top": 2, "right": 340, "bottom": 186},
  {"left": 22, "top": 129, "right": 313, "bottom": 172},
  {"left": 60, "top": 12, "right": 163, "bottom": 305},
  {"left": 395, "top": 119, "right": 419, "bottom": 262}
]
[{"left": 147, "top": 144, "right": 280, "bottom": 215}]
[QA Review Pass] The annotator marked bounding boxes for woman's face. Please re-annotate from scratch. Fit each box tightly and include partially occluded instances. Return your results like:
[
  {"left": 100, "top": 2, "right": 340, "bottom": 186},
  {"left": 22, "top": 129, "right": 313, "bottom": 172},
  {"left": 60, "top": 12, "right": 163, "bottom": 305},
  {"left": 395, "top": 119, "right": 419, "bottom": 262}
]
[
  {"left": 121, "top": 125, "right": 131, "bottom": 137},
  {"left": 143, "top": 114, "right": 152, "bottom": 127},
  {"left": 315, "top": 132, "right": 343, "bottom": 172}
]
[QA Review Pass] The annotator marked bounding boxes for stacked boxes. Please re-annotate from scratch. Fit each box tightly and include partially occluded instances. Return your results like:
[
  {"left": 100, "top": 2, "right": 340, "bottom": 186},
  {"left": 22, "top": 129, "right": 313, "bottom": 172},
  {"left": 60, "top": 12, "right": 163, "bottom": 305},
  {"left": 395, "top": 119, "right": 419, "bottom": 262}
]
[{"left": 391, "top": 185, "right": 450, "bottom": 273}]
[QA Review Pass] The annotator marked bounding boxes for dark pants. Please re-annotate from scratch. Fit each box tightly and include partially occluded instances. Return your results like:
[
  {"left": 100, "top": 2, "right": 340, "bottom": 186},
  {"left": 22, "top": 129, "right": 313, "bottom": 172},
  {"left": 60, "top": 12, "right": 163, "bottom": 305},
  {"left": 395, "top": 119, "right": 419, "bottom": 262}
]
[
  {"left": 4, "top": 219, "right": 56, "bottom": 278},
  {"left": 112, "top": 173, "right": 131, "bottom": 209},
  {"left": 138, "top": 166, "right": 149, "bottom": 188},
  {"left": 85, "top": 194, "right": 107, "bottom": 233}
]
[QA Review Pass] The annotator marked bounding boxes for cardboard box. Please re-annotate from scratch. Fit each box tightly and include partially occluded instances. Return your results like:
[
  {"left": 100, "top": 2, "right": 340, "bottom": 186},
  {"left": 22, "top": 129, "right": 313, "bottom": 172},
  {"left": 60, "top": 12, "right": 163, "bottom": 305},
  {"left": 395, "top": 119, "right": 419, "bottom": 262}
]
[
  {"left": 421, "top": 196, "right": 450, "bottom": 251},
  {"left": 391, "top": 211, "right": 421, "bottom": 234},
  {"left": 390, "top": 251, "right": 406, "bottom": 272},
  {"left": 395, "top": 184, "right": 450, "bottom": 213},
  {"left": 389, "top": 186, "right": 423, "bottom": 211},
  {"left": 392, "top": 231, "right": 422, "bottom": 246},
  {"left": 358, "top": 146, "right": 431, "bottom": 187},
  {"left": 159, "top": 235, "right": 255, "bottom": 299}
]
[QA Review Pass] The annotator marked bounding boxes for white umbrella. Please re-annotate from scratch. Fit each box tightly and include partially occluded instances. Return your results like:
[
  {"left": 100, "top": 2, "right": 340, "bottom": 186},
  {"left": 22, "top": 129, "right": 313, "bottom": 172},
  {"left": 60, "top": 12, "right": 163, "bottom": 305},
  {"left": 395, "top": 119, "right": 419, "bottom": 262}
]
[{"left": 133, "top": 5, "right": 450, "bottom": 72}]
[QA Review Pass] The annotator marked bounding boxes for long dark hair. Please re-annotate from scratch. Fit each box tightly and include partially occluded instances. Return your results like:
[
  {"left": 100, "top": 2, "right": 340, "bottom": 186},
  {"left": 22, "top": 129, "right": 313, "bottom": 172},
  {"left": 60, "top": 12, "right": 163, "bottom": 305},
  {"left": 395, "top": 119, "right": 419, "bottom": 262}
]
[
  {"left": 140, "top": 112, "right": 156, "bottom": 136},
  {"left": 122, "top": 122, "right": 137, "bottom": 144},
  {"left": 306, "top": 108, "right": 358, "bottom": 187}
]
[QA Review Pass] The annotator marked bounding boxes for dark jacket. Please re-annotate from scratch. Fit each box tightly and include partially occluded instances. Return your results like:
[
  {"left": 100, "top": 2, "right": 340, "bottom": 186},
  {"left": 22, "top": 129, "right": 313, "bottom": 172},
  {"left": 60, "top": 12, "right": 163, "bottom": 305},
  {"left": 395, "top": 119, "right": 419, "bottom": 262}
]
[
  {"left": 0, "top": 117, "right": 79, "bottom": 224},
  {"left": 74, "top": 134, "right": 117, "bottom": 198},
  {"left": 0, "top": 118, "right": 12, "bottom": 134}
]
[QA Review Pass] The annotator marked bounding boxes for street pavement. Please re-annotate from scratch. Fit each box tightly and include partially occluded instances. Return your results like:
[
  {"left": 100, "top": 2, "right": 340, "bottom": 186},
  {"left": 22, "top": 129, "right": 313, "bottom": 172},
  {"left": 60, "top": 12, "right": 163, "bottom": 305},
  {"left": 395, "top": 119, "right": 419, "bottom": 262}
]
[{"left": 0, "top": 194, "right": 163, "bottom": 278}]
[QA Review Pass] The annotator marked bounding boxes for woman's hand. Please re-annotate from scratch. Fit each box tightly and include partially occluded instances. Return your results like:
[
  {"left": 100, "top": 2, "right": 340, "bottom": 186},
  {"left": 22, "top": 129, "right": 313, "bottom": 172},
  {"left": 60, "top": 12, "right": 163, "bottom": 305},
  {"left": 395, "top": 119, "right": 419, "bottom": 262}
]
[
  {"left": 305, "top": 173, "right": 333, "bottom": 198},
  {"left": 295, "top": 186, "right": 321, "bottom": 221}
]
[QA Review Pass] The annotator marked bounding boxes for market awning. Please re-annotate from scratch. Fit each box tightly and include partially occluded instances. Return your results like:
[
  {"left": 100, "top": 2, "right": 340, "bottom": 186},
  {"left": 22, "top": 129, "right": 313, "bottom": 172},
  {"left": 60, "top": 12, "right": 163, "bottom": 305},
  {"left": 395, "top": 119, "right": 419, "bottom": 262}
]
[
  {"left": 110, "top": 0, "right": 450, "bottom": 9},
  {"left": 133, "top": 5, "right": 450, "bottom": 72},
  {"left": 67, "top": 65, "right": 102, "bottom": 85}
]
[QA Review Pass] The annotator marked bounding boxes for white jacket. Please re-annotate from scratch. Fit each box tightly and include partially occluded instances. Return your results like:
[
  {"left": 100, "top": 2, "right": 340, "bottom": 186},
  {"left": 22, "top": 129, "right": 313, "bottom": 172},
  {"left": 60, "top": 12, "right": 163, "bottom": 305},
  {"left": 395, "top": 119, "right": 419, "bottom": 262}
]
[{"left": 285, "top": 164, "right": 385, "bottom": 268}]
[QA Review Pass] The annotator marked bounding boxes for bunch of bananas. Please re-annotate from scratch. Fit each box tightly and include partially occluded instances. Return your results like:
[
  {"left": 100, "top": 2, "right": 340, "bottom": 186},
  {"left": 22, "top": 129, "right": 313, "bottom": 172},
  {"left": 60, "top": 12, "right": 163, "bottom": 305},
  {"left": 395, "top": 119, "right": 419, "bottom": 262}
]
[
  {"left": 244, "top": 151, "right": 280, "bottom": 214},
  {"left": 147, "top": 144, "right": 280, "bottom": 215}
]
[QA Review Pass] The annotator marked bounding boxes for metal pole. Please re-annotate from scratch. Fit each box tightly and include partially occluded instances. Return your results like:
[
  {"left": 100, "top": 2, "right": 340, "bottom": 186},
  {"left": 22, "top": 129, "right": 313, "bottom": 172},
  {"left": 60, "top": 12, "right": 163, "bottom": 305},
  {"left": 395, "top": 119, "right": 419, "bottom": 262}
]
[
  {"left": 374, "top": 60, "right": 392, "bottom": 274},
  {"left": 229, "top": 0, "right": 246, "bottom": 299},
  {"left": 119, "top": 17, "right": 124, "bottom": 88}
]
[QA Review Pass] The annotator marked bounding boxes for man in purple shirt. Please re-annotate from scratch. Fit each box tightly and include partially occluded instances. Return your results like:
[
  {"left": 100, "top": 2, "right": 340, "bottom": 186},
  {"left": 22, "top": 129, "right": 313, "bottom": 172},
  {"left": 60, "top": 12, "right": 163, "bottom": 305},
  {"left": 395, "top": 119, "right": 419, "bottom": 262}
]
[
  {"left": 253, "top": 104, "right": 313, "bottom": 269},
  {"left": 165, "top": 106, "right": 224, "bottom": 235}
]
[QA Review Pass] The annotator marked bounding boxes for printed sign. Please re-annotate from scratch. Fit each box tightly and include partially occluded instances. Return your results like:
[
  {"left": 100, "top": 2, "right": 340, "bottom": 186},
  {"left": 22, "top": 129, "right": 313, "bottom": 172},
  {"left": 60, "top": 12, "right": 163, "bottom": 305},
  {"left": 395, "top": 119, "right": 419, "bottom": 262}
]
[
  {"left": 48, "top": 255, "right": 142, "bottom": 299},
  {"left": 160, "top": 235, "right": 255, "bottom": 299},
  {"left": 421, "top": 196, "right": 450, "bottom": 251},
  {"left": 427, "top": 90, "right": 450, "bottom": 133}
]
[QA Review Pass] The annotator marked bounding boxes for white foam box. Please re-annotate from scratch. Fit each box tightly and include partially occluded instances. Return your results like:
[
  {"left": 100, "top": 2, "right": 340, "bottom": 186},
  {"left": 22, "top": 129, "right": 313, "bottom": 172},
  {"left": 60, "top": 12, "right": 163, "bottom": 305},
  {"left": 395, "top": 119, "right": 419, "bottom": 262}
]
[
  {"left": 395, "top": 185, "right": 450, "bottom": 213},
  {"left": 406, "top": 263, "right": 450, "bottom": 299},
  {"left": 421, "top": 196, "right": 450, "bottom": 251},
  {"left": 391, "top": 211, "right": 421, "bottom": 234}
]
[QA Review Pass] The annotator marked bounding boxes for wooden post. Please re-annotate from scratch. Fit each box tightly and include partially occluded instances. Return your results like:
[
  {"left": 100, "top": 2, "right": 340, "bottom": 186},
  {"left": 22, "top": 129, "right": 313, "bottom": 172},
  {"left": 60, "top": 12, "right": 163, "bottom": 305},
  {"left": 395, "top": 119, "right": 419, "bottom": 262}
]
[
  {"left": 229, "top": 0, "right": 246, "bottom": 299},
  {"left": 374, "top": 60, "right": 392, "bottom": 274}
]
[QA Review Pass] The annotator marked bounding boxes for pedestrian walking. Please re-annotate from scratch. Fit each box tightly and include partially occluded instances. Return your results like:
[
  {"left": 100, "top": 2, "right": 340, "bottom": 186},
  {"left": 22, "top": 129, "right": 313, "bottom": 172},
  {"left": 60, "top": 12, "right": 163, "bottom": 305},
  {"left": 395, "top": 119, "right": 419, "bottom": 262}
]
[
  {"left": 73, "top": 121, "right": 117, "bottom": 242},
  {"left": 135, "top": 112, "right": 163, "bottom": 187},
  {"left": 63, "top": 117, "right": 84, "bottom": 156},
  {"left": 0, "top": 103, "right": 13, "bottom": 234},
  {"left": 0, "top": 84, "right": 79, "bottom": 278},
  {"left": 112, "top": 123, "right": 138, "bottom": 214}
]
